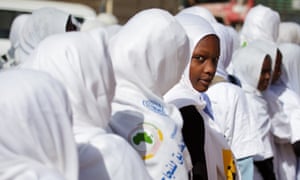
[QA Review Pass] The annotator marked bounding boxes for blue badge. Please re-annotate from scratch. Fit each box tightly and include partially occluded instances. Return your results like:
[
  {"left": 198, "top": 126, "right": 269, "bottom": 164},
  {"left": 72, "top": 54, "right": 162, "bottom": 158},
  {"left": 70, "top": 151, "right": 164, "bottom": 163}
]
[{"left": 143, "top": 100, "right": 166, "bottom": 116}]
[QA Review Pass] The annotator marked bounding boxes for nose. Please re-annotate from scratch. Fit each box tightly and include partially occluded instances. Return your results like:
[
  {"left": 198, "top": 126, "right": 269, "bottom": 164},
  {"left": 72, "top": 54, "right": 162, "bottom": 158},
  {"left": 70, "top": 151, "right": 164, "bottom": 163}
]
[{"left": 203, "top": 58, "right": 217, "bottom": 76}]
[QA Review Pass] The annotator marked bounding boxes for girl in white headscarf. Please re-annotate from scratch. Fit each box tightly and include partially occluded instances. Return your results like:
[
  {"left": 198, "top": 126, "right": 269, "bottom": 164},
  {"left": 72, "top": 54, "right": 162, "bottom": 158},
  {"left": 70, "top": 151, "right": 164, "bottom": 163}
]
[
  {"left": 0, "top": 69, "right": 78, "bottom": 180},
  {"left": 18, "top": 7, "right": 79, "bottom": 64},
  {"left": 247, "top": 40, "right": 296, "bottom": 180},
  {"left": 239, "top": 4, "right": 280, "bottom": 47},
  {"left": 231, "top": 45, "right": 276, "bottom": 179},
  {"left": 109, "top": 8, "right": 192, "bottom": 180},
  {"left": 205, "top": 22, "right": 257, "bottom": 180},
  {"left": 21, "top": 29, "right": 151, "bottom": 180},
  {"left": 0, "top": 14, "right": 29, "bottom": 68},
  {"left": 164, "top": 13, "right": 240, "bottom": 180}
]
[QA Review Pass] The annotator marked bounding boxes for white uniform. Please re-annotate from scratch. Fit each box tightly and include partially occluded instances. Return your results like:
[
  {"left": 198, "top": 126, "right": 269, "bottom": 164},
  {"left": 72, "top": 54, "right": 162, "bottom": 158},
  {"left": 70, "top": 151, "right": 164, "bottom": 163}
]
[
  {"left": 0, "top": 70, "right": 78, "bottom": 180},
  {"left": 21, "top": 29, "right": 151, "bottom": 180},
  {"left": 109, "top": 9, "right": 192, "bottom": 180},
  {"left": 164, "top": 13, "right": 240, "bottom": 180}
]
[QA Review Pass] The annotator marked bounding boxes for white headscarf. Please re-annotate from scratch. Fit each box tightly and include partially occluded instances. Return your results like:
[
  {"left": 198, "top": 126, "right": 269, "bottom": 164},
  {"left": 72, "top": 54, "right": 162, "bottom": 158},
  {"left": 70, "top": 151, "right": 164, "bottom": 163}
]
[
  {"left": 212, "top": 23, "right": 233, "bottom": 79},
  {"left": 0, "top": 69, "right": 78, "bottom": 180},
  {"left": 240, "top": 4, "right": 280, "bottom": 46},
  {"left": 19, "top": 7, "right": 70, "bottom": 63},
  {"left": 109, "top": 9, "right": 192, "bottom": 179},
  {"left": 279, "top": 43, "right": 300, "bottom": 96},
  {"left": 232, "top": 46, "right": 273, "bottom": 160},
  {"left": 22, "top": 29, "right": 114, "bottom": 140},
  {"left": 22, "top": 29, "right": 152, "bottom": 180},
  {"left": 247, "top": 40, "right": 277, "bottom": 80},
  {"left": 277, "top": 22, "right": 300, "bottom": 45},
  {"left": 7, "top": 14, "right": 30, "bottom": 60},
  {"left": 177, "top": 6, "right": 218, "bottom": 24},
  {"left": 164, "top": 13, "right": 217, "bottom": 109}
]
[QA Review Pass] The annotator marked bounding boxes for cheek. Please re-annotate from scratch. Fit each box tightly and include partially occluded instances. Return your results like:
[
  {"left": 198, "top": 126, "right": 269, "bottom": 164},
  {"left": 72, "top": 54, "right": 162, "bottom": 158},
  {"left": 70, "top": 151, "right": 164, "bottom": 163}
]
[{"left": 189, "top": 62, "right": 201, "bottom": 80}]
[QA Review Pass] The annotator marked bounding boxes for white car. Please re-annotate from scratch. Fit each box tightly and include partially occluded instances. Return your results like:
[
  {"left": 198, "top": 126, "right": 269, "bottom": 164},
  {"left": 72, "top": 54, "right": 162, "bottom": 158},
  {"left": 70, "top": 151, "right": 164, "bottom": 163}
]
[{"left": 0, "top": 0, "right": 97, "bottom": 55}]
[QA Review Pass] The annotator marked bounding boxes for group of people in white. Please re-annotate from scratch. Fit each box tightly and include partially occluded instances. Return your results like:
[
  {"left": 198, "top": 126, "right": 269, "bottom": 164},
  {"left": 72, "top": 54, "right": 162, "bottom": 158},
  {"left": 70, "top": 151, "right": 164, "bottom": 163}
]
[{"left": 0, "top": 3, "right": 300, "bottom": 180}]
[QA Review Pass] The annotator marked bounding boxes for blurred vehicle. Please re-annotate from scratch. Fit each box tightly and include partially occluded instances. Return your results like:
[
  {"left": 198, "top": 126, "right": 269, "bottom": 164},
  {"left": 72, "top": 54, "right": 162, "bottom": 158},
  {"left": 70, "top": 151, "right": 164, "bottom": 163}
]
[
  {"left": 0, "top": 0, "right": 97, "bottom": 54},
  {"left": 197, "top": 0, "right": 254, "bottom": 26}
]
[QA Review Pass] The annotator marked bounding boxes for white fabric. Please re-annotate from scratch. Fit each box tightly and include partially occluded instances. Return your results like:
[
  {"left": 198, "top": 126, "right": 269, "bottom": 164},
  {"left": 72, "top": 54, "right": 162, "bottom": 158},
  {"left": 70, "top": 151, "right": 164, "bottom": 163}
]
[
  {"left": 80, "top": 18, "right": 106, "bottom": 32},
  {"left": 207, "top": 82, "right": 257, "bottom": 160},
  {"left": 164, "top": 13, "right": 240, "bottom": 180},
  {"left": 7, "top": 14, "right": 29, "bottom": 61},
  {"left": 268, "top": 81, "right": 300, "bottom": 180},
  {"left": 0, "top": 69, "right": 78, "bottom": 180},
  {"left": 22, "top": 30, "right": 151, "bottom": 180},
  {"left": 232, "top": 46, "right": 273, "bottom": 161},
  {"left": 277, "top": 22, "right": 300, "bottom": 45},
  {"left": 239, "top": 4, "right": 280, "bottom": 46},
  {"left": 177, "top": 6, "right": 218, "bottom": 24},
  {"left": 109, "top": 9, "right": 192, "bottom": 179},
  {"left": 212, "top": 23, "right": 233, "bottom": 79},
  {"left": 19, "top": 7, "right": 69, "bottom": 63},
  {"left": 279, "top": 43, "right": 300, "bottom": 96},
  {"left": 97, "top": 13, "right": 119, "bottom": 26}
]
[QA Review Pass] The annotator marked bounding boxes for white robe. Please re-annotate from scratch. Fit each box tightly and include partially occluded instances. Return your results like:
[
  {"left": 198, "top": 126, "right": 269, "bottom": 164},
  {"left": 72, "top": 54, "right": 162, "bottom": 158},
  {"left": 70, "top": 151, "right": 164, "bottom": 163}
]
[
  {"left": 21, "top": 29, "right": 151, "bottom": 180},
  {"left": 0, "top": 69, "right": 78, "bottom": 180}
]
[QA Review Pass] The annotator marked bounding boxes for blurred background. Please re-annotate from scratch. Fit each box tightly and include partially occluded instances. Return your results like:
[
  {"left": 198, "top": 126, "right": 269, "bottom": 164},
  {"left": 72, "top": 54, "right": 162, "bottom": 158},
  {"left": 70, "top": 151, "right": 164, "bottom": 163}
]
[
  {"left": 0, "top": 0, "right": 299, "bottom": 53},
  {"left": 61, "top": 0, "right": 300, "bottom": 25}
]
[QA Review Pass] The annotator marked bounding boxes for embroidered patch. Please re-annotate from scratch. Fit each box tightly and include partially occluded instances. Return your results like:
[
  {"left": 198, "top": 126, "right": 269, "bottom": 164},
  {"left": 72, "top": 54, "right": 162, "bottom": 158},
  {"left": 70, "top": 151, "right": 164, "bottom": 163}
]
[
  {"left": 128, "top": 122, "right": 163, "bottom": 159},
  {"left": 143, "top": 100, "right": 166, "bottom": 116}
]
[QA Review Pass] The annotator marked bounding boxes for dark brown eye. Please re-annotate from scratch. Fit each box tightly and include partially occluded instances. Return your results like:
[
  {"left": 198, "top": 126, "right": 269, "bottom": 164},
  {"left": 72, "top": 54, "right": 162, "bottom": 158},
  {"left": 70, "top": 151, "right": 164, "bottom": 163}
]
[{"left": 192, "top": 55, "right": 205, "bottom": 62}]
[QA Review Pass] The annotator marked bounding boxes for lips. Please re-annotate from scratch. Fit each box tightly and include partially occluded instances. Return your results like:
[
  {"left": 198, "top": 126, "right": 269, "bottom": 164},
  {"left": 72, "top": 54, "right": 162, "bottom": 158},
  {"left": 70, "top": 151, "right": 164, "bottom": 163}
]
[{"left": 198, "top": 78, "right": 212, "bottom": 86}]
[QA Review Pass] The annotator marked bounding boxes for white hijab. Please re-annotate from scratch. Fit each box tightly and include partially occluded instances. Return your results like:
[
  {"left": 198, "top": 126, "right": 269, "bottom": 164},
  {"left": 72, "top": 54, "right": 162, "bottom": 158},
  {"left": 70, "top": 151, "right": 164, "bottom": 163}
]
[
  {"left": 164, "top": 13, "right": 217, "bottom": 110},
  {"left": 0, "top": 69, "right": 78, "bottom": 180},
  {"left": 22, "top": 29, "right": 152, "bottom": 180},
  {"left": 19, "top": 7, "right": 69, "bottom": 63},
  {"left": 7, "top": 14, "right": 30, "bottom": 60},
  {"left": 279, "top": 43, "right": 300, "bottom": 96},
  {"left": 22, "top": 29, "right": 114, "bottom": 140},
  {"left": 212, "top": 23, "right": 233, "bottom": 79},
  {"left": 277, "top": 22, "right": 300, "bottom": 45},
  {"left": 109, "top": 9, "right": 191, "bottom": 179},
  {"left": 177, "top": 6, "right": 218, "bottom": 24},
  {"left": 240, "top": 4, "right": 280, "bottom": 46}
]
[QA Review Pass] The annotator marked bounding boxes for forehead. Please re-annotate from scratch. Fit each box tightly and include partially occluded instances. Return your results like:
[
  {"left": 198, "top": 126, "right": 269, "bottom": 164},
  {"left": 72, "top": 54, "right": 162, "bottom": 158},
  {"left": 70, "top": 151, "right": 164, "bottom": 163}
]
[{"left": 193, "top": 35, "right": 220, "bottom": 54}]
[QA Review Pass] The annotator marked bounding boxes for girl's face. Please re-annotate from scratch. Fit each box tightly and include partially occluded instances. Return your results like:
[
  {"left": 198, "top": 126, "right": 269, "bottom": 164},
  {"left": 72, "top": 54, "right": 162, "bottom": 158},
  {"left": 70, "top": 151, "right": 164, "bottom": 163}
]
[
  {"left": 189, "top": 35, "right": 220, "bottom": 92},
  {"left": 271, "top": 49, "right": 282, "bottom": 84},
  {"left": 257, "top": 55, "right": 272, "bottom": 91}
]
